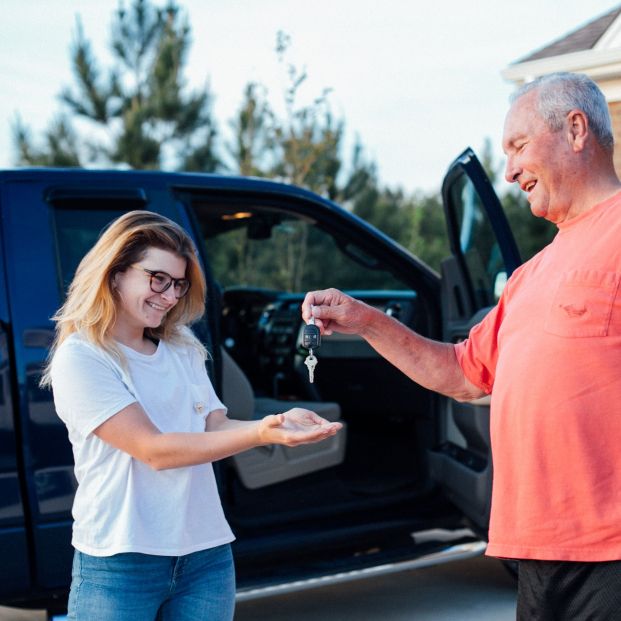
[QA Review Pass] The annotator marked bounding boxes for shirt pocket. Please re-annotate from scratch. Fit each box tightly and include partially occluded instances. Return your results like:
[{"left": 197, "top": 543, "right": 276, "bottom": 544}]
[
  {"left": 544, "top": 270, "right": 620, "bottom": 338},
  {"left": 188, "top": 383, "right": 215, "bottom": 430}
]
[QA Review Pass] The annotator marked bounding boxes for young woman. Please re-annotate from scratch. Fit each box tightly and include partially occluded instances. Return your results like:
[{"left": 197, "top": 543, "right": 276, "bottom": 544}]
[{"left": 42, "top": 210, "right": 341, "bottom": 621}]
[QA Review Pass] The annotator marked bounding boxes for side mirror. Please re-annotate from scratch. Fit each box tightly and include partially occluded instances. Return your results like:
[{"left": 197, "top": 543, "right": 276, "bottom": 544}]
[{"left": 494, "top": 271, "right": 507, "bottom": 301}]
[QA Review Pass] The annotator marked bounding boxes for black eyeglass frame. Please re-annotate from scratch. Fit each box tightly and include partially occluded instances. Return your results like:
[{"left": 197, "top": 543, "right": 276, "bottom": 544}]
[{"left": 132, "top": 265, "right": 191, "bottom": 299}]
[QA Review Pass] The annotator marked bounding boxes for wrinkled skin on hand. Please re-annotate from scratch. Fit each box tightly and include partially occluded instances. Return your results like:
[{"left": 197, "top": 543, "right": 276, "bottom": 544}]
[{"left": 301, "top": 288, "right": 373, "bottom": 336}]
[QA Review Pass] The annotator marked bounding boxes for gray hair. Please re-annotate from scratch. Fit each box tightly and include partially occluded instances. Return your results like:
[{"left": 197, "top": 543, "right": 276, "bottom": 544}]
[{"left": 511, "top": 72, "right": 614, "bottom": 152}]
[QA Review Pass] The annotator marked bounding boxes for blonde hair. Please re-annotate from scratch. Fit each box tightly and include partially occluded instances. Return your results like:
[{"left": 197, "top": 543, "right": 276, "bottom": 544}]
[{"left": 41, "top": 210, "right": 207, "bottom": 386}]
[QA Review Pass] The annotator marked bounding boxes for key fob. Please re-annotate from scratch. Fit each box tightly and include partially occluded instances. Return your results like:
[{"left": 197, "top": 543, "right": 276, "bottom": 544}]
[{"left": 302, "top": 323, "right": 321, "bottom": 350}]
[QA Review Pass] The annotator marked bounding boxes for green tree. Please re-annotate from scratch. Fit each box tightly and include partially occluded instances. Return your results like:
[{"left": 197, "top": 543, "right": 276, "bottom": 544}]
[
  {"left": 227, "top": 82, "right": 275, "bottom": 177},
  {"left": 220, "top": 32, "right": 377, "bottom": 292},
  {"left": 502, "top": 188, "right": 557, "bottom": 261},
  {"left": 269, "top": 32, "right": 343, "bottom": 197},
  {"left": 340, "top": 142, "right": 449, "bottom": 274},
  {"left": 407, "top": 192, "right": 450, "bottom": 271},
  {"left": 13, "top": 116, "right": 82, "bottom": 167},
  {"left": 14, "top": 0, "right": 219, "bottom": 171}
]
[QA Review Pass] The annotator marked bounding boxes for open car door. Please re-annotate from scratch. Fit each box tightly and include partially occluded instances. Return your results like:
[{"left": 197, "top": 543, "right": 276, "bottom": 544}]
[{"left": 429, "top": 147, "right": 522, "bottom": 536}]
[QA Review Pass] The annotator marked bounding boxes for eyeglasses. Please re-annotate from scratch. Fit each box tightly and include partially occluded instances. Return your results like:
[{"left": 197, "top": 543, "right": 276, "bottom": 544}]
[{"left": 131, "top": 265, "right": 191, "bottom": 299}]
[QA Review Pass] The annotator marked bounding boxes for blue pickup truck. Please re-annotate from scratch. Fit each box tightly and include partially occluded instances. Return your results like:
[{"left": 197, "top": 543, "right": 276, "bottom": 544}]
[{"left": 0, "top": 149, "right": 521, "bottom": 615}]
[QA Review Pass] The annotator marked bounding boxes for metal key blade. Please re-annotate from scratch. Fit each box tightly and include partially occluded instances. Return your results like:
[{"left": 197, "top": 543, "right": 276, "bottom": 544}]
[{"left": 304, "top": 351, "right": 317, "bottom": 383}]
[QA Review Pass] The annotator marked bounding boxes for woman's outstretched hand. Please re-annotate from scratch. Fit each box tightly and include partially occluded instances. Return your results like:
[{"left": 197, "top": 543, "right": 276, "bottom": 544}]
[{"left": 258, "top": 408, "right": 342, "bottom": 447}]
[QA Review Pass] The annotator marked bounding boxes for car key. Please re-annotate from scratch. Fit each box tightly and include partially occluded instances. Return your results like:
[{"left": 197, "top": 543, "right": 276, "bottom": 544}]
[
  {"left": 302, "top": 315, "right": 321, "bottom": 350},
  {"left": 303, "top": 312, "right": 321, "bottom": 383},
  {"left": 304, "top": 352, "right": 317, "bottom": 383}
]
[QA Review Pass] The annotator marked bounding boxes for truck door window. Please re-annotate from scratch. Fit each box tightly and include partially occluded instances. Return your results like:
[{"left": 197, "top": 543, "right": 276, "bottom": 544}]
[
  {"left": 53, "top": 209, "right": 127, "bottom": 292},
  {"left": 192, "top": 204, "right": 406, "bottom": 292},
  {"left": 448, "top": 176, "right": 506, "bottom": 305}
]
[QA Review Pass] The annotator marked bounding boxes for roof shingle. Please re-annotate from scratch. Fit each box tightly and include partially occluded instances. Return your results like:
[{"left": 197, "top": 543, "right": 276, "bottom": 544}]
[{"left": 516, "top": 5, "right": 621, "bottom": 63}]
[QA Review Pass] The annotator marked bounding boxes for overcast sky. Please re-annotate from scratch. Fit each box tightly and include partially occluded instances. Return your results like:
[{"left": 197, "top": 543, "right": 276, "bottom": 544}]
[{"left": 1, "top": 0, "right": 618, "bottom": 193}]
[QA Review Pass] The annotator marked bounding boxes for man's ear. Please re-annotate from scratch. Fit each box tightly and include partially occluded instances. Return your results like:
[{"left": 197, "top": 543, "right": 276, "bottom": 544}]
[{"left": 567, "top": 109, "right": 588, "bottom": 152}]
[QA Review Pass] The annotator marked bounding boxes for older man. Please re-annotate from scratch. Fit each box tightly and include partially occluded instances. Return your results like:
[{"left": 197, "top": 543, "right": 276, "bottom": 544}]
[{"left": 302, "top": 72, "right": 621, "bottom": 620}]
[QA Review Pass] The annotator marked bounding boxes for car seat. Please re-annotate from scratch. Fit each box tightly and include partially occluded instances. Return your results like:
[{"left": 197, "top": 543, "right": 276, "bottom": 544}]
[{"left": 221, "top": 348, "right": 347, "bottom": 489}]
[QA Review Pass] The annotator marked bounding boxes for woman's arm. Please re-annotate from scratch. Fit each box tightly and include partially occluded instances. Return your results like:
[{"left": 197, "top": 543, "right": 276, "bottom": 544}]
[{"left": 94, "top": 403, "right": 341, "bottom": 471}]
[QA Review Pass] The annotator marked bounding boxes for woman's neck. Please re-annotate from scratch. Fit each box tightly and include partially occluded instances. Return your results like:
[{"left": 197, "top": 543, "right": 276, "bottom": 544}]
[{"left": 110, "top": 324, "right": 157, "bottom": 355}]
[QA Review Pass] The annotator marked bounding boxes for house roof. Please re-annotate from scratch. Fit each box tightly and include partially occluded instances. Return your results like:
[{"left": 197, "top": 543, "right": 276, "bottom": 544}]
[{"left": 516, "top": 5, "right": 621, "bottom": 63}]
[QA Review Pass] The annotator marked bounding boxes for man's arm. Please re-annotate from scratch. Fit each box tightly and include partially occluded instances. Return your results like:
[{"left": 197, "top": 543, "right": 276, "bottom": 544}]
[{"left": 302, "top": 288, "right": 485, "bottom": 402}]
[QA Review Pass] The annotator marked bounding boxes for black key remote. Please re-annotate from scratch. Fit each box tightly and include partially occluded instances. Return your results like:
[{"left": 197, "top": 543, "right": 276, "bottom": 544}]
[{"left": 302, "top": 322, "right": 321, "bottom": 350}]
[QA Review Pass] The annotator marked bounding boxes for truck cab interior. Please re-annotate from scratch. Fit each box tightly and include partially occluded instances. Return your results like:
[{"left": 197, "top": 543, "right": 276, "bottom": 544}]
[{"left": 179, "top": 194, "right": 472, "bottom": 586}]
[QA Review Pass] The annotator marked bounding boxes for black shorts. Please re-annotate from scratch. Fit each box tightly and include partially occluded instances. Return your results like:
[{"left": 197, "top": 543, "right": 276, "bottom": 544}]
[{"left": 517, "top": 559, "right": 621, "bottom": 621}]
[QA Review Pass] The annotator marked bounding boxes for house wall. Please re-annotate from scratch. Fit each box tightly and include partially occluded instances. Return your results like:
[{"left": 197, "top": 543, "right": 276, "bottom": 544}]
[
  {"left": 599, "top": 77, "right": 621, "bottom": 178},
  {"left": 608, "top": 100, "right": 621, "bottom": 176}
]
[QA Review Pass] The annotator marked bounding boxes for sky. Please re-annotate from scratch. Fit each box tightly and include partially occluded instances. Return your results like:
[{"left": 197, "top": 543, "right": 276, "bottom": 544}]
[{"left": 1, "top": 0, "right": 619, "bottom": 194}]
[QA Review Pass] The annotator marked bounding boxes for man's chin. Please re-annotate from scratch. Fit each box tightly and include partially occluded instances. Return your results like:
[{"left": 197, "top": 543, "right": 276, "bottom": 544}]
[
  {"left": 528, "top": 204, "right": 546, "bottom": 219},
  {"left": 527, "top": 197, "right": 548, "bottom": 220}
]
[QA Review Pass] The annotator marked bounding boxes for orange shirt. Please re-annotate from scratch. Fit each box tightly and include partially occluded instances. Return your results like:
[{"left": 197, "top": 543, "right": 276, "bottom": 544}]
[{"left": 455, "top": 191, "right": 621, "bottom": 561}]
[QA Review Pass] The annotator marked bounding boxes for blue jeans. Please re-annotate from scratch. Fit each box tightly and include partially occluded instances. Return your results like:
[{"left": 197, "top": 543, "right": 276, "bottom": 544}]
[{"left": 67, "top": 544, "right": 235, "bottom": 621}]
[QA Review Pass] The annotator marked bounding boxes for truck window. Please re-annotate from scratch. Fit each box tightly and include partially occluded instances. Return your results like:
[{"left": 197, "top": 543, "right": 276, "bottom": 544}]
[
  {"left": 53, "top": 209, "right": 127, "bottom": 293},
  {"left": 193, "top": 203, "right": 406, "bottom": 292}
]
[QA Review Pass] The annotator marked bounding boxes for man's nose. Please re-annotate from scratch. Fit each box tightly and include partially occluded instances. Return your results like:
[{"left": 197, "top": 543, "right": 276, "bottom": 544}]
[{"left": 504, "top": 156, "right": 520, "bottom": 184}]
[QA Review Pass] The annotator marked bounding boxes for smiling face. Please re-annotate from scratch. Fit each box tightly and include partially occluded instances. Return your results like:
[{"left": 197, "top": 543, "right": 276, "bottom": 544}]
[
  {"left": 502, "top": 90, "right": 578, "bottom": 224},
  {"left": 112, "top": 246, "right": 188, "bottom": 339}
]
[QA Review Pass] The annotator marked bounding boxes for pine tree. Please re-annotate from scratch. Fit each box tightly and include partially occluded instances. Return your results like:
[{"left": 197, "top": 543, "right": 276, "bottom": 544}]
[
  {"left": 13, "top": 0, "right": 219, "bottom": 171},
  {"left": 227, "top": 82, "right": 275, "bottom": 177}
]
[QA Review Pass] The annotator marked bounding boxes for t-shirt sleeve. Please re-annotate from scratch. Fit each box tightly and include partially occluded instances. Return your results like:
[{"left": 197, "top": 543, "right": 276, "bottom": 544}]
[
  {"left": 188, "top": 346, "right": 226, "bottom": 415},
  {"left": 454, "top": 294, "right": 507, "bottom": 395},
  {"left": 205, "top": 378, "right": 226, "bottom": 415},
  {"left": 51, "top": 340, "right": 137, "bottom": 438}
]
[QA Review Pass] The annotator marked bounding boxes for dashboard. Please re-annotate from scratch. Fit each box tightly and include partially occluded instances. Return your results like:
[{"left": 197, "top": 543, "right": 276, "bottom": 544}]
[{"left": 220, "top": 287, "right": 420, "bottom": 400}]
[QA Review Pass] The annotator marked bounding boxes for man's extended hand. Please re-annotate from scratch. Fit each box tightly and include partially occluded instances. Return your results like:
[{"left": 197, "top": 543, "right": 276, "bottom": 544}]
[
  {"left": 258, "top": 408, "right": 342, "bottom": 447},
  {"left": 301, "top": 288, "right": 377, "bottom": 336}
]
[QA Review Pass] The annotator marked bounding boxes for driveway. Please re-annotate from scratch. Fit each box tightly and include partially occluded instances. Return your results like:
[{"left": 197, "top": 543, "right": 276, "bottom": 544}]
[
  {"left": 235, "top": 554, "right": 516, "bottom": 620},
  {"left": 0, "top": 554, "right": 516, "bottom": 620}
]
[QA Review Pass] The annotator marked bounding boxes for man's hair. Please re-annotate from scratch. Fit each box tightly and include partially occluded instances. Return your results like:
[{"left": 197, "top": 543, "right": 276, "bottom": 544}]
[{"left": 510, "top": 72, "right": 614, "bottom": 152}]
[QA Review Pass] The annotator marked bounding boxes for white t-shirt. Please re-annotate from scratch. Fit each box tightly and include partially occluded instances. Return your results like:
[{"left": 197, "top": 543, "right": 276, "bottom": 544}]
[{"left": 51, "top": 332, "right": 235, "bottom": 557}]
